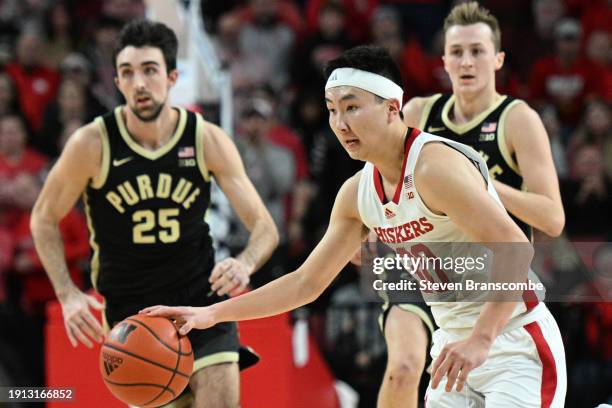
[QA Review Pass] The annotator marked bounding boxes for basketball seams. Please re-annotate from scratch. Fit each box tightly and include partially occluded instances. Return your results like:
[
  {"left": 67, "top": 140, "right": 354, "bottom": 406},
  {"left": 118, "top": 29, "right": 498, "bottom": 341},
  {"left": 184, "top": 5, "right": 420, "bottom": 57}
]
[
  {"left": 101, "top": 316, "right": 194, "bottom": 406},
  {"left": 101, "top": 379, "right": 177, "bottom": 398},
  {"left": 145, "top": 327, "right": 185, "bottom": 406},
  {"left": 125, "top": 317, "right": 193, "bottom": 356},
  {"left": 102, "top": 343, "right": 191, "bottom": 379}
]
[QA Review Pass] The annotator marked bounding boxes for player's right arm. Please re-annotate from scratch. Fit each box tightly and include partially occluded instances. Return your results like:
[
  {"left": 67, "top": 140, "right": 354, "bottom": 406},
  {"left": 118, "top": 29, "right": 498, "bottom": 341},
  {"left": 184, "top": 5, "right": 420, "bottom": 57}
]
[
  {"left": 30, "top": 123, "right": 105, "bottom": 347},
  {"left": 141, "top": 173, "right": 368, "bottom": 333}
]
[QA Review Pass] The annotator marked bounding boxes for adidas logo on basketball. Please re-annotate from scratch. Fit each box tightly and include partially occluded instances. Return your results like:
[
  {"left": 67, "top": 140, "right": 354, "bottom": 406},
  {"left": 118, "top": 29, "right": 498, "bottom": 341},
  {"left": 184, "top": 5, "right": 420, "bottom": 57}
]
[{"left": 103, "top": 353, "right": 124, "bottom": 376}]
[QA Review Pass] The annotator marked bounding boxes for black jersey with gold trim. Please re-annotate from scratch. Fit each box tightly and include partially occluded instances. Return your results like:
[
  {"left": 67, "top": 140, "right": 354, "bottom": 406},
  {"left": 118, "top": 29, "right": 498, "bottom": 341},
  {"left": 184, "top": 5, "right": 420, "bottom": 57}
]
[
  {"left": 84, "top": 106, "right": 214, "bottom": 298},
  {"left": 419, "top": 93, "right": 532, "bottom": 239}
]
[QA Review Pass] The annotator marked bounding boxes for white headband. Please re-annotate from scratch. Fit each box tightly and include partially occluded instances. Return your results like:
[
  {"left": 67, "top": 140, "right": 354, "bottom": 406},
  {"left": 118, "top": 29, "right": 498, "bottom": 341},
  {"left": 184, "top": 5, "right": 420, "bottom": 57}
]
[{"left": 325, "top": 67, "right": 404, "bottom": 108}]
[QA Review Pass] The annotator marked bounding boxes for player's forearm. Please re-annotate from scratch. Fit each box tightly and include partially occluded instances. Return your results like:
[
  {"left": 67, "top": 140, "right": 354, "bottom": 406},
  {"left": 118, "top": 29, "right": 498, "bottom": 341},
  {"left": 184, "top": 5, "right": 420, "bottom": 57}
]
[
  {"left": 211, "top": 269, "right": 317, "bottom": 323},
  {"left": 30, "top": 214, "right": 78, "bottom": 301},
  {"left": 471, "top": 301, "right": 519, "bottom": 344},
  {"left": 472, "top": 241, "right": 534, "bottom": 342},
  {"left": 237, "top": 217, "right": 279, "bottom": 273},
  {"left": 492, "top": 180, "right": 564, "bottom": 237}
]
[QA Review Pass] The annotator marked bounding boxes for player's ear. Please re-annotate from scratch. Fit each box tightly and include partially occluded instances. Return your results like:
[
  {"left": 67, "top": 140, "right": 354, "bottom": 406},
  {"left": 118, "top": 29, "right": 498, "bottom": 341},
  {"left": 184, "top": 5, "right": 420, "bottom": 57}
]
[
  {"left": 167, "top": 69, "right": 178, "bottom": 87},
  {"left": 442, "top": 54, "right": 449, "bottom": 75},
  {"left": 494, "top": 51, "right": 505, "bottom": 71},
  {"left": 387, "top": 98, "right": 401, "bottom": 122}
]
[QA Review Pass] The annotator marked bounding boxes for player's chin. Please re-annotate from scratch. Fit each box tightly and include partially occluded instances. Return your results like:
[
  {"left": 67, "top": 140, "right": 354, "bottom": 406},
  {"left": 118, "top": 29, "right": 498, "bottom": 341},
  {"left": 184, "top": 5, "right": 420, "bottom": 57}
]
[{"left": 344, "top": 146, "right": 363, "bottom": 160}]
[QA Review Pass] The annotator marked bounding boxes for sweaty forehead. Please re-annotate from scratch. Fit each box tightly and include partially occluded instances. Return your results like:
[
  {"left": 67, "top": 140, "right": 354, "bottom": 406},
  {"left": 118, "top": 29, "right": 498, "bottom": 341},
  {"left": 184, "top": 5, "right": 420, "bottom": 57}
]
[
  {"left": 445, "top": 23, "right": 495, "bottom": 47},
  {"left": 116, "top": 46, "right": 166, "bottom": 68},
  {"left": 325, "top": 86, "right": 373, "bottom": 103}
]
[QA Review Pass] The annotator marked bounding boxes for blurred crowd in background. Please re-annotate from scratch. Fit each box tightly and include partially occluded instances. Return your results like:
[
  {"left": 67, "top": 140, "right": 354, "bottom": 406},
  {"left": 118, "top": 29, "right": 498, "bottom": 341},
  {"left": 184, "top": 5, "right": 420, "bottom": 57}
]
[{"left": 0, "top": 0, "right": 610, "bottom": 406}]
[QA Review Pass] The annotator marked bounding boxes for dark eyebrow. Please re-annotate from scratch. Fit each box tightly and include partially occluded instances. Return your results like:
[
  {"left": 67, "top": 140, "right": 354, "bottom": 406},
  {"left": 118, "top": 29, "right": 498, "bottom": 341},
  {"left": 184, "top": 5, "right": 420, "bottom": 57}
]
[
  {"left": 450, "top": 42, "right": 485, "bottom": 48},
  {"left": 325, "top": 94, "right": 358, "bottom": 103},
  {"left": 118, "top": 61, "right": 160, "bottom": 69}
]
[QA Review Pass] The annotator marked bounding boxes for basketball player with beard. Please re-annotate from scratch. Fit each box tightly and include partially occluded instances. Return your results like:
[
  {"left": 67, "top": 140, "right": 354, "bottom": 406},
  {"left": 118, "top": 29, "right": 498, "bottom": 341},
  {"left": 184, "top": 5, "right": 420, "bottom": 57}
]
[{"left": 31, "top": 20, "right": 278, "bottom": 408}]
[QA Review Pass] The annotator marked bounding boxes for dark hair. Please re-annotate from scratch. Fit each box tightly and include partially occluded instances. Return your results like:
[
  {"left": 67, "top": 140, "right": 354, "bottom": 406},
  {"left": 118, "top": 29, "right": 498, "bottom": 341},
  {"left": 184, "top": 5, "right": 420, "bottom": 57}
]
[
  {"left": 324, "top": 45, "right": 404, "bottom": 89},
  {"left": 112, "top": 19, "right": 178, "bottom": 72}
]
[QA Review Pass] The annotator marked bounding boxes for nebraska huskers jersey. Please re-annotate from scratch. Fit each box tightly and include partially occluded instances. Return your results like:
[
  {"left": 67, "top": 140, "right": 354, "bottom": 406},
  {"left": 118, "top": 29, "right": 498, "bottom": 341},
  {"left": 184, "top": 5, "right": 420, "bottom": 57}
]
[{"left": 357, "top": 128, "right": 544, "bottom": 331}]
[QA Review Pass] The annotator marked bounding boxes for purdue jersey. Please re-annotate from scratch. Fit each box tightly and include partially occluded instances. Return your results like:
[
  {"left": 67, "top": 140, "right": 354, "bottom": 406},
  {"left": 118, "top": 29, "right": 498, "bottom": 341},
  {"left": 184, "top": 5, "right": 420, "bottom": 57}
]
[
  {"left": 419, "top": 94, "right": 532, "bottom": 239},
  {"left": 358, "top": 129, "right": 543, "bottom": 331},
  {"left": 84, "top": 107, "right": 214, "bottom": 298}
]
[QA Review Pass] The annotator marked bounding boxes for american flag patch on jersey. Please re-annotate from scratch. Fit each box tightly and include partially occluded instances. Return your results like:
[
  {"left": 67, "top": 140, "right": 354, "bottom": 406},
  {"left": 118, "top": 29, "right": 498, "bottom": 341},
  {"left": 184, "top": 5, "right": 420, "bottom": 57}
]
[
  {"left": 178, "top": 146, "right": 195, "bottom": 158},
  {"left": 481, "top": 122, "right": 497, "bottom": 132},
  {"left": 404, "top": 174, "right": 413, "bottom": 189}
]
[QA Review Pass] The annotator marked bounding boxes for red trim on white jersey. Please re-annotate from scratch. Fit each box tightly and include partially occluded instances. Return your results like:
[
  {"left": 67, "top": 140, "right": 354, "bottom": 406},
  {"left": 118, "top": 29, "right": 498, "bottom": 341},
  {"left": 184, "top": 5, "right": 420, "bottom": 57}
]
[
  {"left": 372, "top": 128, "right": 421, "bottom": 204},
  {"left": 524, "top": 322, "right": 558, "bottom": 408}
]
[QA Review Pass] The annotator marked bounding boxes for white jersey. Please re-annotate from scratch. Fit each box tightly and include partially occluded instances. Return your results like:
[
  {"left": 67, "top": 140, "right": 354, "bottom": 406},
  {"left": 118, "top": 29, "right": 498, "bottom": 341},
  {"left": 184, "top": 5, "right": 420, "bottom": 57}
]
[{"left": 358, "top": 128, "right": 544, "bottom": 331}]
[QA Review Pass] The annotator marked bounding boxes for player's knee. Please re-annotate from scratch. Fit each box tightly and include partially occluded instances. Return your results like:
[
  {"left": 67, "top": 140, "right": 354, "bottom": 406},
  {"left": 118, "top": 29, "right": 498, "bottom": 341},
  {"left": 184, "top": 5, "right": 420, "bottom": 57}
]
[{"left": 386, "top": 358, "right": 424, "bottom": 389}]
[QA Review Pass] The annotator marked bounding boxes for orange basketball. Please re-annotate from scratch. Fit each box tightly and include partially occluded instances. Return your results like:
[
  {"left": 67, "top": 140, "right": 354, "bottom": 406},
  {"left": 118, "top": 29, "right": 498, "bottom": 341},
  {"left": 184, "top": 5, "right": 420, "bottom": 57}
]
[{"left": 100, "top": 314, "right": 194, "bottom": 407}]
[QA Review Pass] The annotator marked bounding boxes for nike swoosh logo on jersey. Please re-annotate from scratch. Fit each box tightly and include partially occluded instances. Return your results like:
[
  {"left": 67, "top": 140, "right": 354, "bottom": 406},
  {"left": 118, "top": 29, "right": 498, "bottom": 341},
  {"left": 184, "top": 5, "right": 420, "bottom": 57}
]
[
  {"left": 427, "top": 126, "right": 445, "bottom": 133},
  {"left": 112, "top": 157, "right": 134, "bottom": 167}
]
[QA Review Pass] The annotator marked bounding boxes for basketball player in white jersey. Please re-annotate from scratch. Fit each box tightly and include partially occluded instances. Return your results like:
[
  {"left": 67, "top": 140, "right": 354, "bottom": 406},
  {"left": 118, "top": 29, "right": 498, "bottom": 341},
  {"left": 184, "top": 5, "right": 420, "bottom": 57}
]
[
  {"left": 377, "top": 3, "right": 567, "bottom": 407},
  {"left": 142, "top": 45, "right": 567, "bottom": 407}
]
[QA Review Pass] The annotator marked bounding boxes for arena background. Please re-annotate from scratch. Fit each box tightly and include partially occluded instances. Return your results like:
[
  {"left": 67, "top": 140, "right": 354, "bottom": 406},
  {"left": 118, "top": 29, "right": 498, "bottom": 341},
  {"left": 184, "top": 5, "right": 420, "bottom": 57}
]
[{"left": 0, "top": 0, "right": 610, "bottom": 407}]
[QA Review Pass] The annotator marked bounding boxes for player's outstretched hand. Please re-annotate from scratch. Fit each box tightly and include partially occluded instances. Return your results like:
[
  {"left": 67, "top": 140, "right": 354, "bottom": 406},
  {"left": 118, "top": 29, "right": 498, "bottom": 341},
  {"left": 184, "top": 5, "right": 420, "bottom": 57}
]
[
  {"left": 430, "top": 334, "right": 492, "bottom": 392},
  {"left": 139, "top": 306, "right": 215, "bottom": 335},
  {"left": 209, "top": 258, "right": 252, "bottom": 297},
  {"left": 59, "top": 288, "right": 105, "bottom": 348}
]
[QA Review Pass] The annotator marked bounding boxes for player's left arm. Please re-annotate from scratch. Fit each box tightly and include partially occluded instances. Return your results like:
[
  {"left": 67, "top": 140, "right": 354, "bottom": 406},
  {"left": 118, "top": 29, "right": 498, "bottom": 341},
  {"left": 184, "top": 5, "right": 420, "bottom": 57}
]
[
  {"left": 493, "top": 102, "right": 565, "bottom": 237},
  {"left": 416, "top": 143, "right": 534, "bottom": 392},
  {"left": 202, "top": 122, "right": 279, "bottom": 295}
]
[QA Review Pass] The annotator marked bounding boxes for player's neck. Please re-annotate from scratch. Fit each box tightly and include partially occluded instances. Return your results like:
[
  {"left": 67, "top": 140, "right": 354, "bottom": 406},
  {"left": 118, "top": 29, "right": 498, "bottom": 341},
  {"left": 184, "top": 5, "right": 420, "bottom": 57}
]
[
  {"left": 371, "top": 121, "right": 408, "bottom": 186},
  {"left": 122, "top": 105, "right": 178, "bottom": 150},
  {"left": 452, "top": 88, "right": 500, "bottom": 124}
]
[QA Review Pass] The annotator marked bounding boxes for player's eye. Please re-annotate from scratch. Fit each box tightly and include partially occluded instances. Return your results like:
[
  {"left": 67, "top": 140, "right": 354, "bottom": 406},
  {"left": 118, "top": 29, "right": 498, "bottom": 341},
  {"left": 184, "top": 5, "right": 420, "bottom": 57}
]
[
  {"left": 120, "top": 70, "right": 133, "bottom": 78},
  {"left": 145, "top": 67, "right": 157, "bottom": 75},
  {"left": 346, "top": 105, "right": 357, "bottom": 112}
]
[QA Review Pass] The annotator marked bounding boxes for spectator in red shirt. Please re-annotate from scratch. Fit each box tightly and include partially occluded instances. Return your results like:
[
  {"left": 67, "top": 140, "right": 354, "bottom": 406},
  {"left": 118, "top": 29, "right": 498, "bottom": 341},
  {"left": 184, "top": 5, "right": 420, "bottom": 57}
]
[
  {"left": 250, "top": 85, "right": 310, "bottom": 253},
  {"left": 0, "top": 114, "right": 48, "bottom": 229},
  {"left": 529, "top": 18, "right": 600, "bottom": 127},
  {"left": 293, "top": 3, "right": 354, "bottom": 92},
  {"left": 5, "top": 30, "right": 60, "bottom": 132},
  {"left": 13, "top": 209, "right": 89, "bottom": 314},
  {"left": 305, "top": 0, "right": 378, "bottom": 43}
]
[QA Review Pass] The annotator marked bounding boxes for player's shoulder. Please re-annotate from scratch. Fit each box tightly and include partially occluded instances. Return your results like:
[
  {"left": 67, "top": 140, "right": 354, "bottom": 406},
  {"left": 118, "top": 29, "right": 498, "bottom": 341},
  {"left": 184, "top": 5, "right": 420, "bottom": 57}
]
[
  {"left": 416, "top": 141, "right": 466, "bottom": 181},
  {"left": 334, "top": 170, "right": 363, "bottom": 217},
  {"left": 503, "top": 98, "right": 543, "bottom": 131},
  {"left": 64, "top": 120, "right": 104, "bottom": 157},
  {"left": 402, "top": 94, "right": 443, "bottom": 127},
  {"left": 198, "top": 115, "right": 230, "bottom": 146}
]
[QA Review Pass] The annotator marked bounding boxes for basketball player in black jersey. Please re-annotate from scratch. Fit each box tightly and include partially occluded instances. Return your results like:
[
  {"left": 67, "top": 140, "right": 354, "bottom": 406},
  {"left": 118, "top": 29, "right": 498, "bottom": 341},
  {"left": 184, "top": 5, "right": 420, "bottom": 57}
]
[
  {"left": 366, "top": 3, "right": 565, "bottom": 407},
  {"left": 31, "top": 20, "right": 278, "bottom": 407}
]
